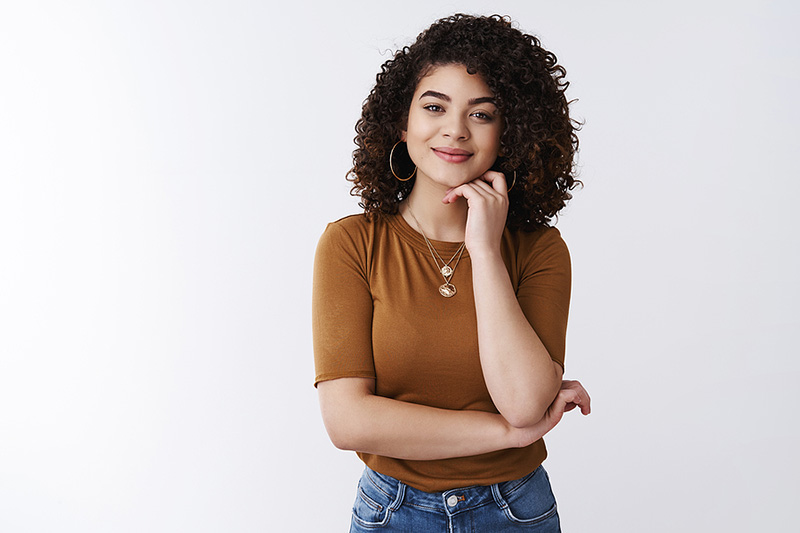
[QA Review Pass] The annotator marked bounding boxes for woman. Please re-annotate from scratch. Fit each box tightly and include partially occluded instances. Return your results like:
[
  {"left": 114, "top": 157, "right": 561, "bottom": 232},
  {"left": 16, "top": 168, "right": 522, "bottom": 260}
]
[{"left": 313, "top": 14, "right": 590, "bottom": 532}]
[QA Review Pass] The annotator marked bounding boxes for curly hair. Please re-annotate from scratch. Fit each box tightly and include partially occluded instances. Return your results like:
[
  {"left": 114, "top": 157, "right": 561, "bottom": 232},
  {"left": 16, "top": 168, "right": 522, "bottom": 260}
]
[{"left": 347, "top": 14, "right": 581, "bottom": 230}]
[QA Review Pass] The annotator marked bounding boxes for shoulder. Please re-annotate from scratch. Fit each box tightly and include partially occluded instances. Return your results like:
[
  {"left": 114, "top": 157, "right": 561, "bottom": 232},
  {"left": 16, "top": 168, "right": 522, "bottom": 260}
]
[
  {"left": 315, "top": 213, "right": 393, "bottom": 268},
  {"left": 504, "top": 225, "right": 570, "bottom": 264},
  {"left": 325, "top": 212, "right": 376, "bottom": 232},
  {"left": 318, "top": 213, "right": 384, "bottom": 248}
]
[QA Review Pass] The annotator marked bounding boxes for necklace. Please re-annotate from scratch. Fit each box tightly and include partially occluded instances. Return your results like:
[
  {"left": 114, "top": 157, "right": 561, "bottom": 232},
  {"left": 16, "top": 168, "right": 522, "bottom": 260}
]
[{"left": 406, "top": 205, "right": 466, "bottom": 298}]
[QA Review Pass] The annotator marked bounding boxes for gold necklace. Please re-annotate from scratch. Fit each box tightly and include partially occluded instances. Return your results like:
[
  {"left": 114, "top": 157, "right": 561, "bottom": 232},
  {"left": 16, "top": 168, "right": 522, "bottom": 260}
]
[{"left": 406, "top": 205, "right": 466, "bottom": 298}]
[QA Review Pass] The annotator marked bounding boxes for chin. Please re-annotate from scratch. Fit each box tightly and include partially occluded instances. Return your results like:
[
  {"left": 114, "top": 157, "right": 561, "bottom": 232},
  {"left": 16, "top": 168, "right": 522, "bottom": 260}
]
[
  {"left": 451, "top": 173, "right": 486, "bottom": 186},
  {"left": 439, "top": 168, "right": 484, "bottom": 184},
  {"left": 437, "top": 177, "right": 474, "bottom": 189},
  {"left": 418, "top": 164, "right": 487, "bottom": 189}
]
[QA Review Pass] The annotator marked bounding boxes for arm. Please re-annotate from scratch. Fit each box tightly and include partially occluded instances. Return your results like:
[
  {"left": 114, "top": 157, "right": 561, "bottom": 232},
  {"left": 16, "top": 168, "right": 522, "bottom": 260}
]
[
  {"left": 312, "top": 218, "right": 584, "bottom": 460},
  {"left": 318, "top": 376, "right": 589, "bottom": 460},
  {"left": 443, "top": 173, "right": 567, "bottom": 427}
]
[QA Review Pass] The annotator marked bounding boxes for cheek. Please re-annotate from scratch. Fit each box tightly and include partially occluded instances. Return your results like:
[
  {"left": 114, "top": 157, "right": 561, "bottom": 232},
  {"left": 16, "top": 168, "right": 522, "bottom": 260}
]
[
  {"left": 406, "top": 140, "right": 428, "bottom": 167},
  {"left": 404, "top": 120, "right": 433, "bottom": 157},
  {"left": 492, "top": 132, "right": 503, "bottom": 156},
  {"left": 483, "top": 134, "right": 502, "bottom": 159}
]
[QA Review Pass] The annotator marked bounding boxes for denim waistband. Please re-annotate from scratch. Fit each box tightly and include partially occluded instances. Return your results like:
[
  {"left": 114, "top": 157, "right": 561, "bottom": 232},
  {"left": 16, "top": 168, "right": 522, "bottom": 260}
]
[{"left": 364, "top": 466, "right": 540, "bottom": 518}]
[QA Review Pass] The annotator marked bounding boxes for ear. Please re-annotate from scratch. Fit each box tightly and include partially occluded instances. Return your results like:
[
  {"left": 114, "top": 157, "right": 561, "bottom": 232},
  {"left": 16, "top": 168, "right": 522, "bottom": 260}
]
[{"left": 400, "top": 130, "right": 407, "bottom": 142}]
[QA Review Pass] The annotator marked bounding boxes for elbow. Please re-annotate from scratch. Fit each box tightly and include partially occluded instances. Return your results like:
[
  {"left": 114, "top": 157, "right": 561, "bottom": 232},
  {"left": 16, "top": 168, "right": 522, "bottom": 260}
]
[
  {"left": 498, "top": 382, "right": 561, "bottom": 428},
  {"left": 321, "top": 401, "right": 371, "bottom": 452},
  {"left": 326, "top": 430, "right": 352, "bottom": 451},
  {"left": 502, "top": 404, "right": 549, "bottom": 429},
  {"left": 324, "top": 422, "right": 361, "bottom": 451},
  {"left": 318, "top": 377, "right": 374, "bottom": 452},
  {"left": 502, "top": 364, "right": 563, "bottom": 428},
  {"left": 320, "top": 409, "right": 360, "bottom": 451}
]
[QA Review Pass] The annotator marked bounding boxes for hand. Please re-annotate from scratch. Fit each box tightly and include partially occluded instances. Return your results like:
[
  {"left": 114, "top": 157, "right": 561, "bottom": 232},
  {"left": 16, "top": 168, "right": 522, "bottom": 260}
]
[
  {"left": 509, "top": 379, "right": 591, "bottom": 448},
  {"left": 441, "top": 170, "right": 509, "bottom": 255},
  {"left": 558, "top": 379, "right": 591, "bottom": 416}
]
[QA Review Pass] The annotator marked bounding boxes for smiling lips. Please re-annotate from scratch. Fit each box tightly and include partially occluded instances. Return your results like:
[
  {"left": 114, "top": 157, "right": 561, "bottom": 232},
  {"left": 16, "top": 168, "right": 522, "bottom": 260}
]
[{"left": 432, "top": 147, "right": 472, "bottom": 163}]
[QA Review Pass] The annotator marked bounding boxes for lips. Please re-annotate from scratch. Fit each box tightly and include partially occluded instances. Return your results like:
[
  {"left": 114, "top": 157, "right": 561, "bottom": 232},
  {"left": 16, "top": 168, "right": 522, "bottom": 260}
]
[{"left": 432, "top": 147, "right": 473, "bottom": 163}]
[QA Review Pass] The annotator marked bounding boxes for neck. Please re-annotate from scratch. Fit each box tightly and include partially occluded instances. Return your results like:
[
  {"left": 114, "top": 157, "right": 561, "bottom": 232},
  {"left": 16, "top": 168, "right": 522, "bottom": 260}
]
[{"left": 401, "top": 183, "right": 467, "bottom": 242}]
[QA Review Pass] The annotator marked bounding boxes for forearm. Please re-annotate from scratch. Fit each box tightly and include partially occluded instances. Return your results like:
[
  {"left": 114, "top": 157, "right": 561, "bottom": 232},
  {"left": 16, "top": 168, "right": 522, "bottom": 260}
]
[
  {"left": 318, "top": 378, "right": 541, "bottom": 460},
  {"left": 470, "top": 249, "right": 562, "bottom": 427}
]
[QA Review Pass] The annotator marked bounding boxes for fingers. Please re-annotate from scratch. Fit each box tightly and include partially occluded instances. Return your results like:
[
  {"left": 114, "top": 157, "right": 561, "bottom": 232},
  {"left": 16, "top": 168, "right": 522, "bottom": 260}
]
[
  {"left": 525, "top": 383, "right": 589, "bottom": 440},
  {"left": 440, "top": 174, "right": 509, "bottom": 251},
  {"left": 557, "top": 388, "right": 580, "bottom": 407},
  {"left": 441, "top": 171, "right": 508, "bottom": 204},
  {"left": 560, "top": 379, "right": 591, "bottom": 415},
  {"left": 479, "top": 170, "right": 508, "bottom": 195},
  {"left": 442, "top": 180, "right": 492, "bottom": 204},
  {"left": 542, "top": 388, "right": 576, "bottom": 429},
  {"left": 548, "top": 388, "right": 576, "bottom": 415}
]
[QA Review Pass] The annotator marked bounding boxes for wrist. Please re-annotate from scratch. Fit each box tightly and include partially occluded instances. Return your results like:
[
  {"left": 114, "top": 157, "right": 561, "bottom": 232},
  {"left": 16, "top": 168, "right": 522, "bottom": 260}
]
[{"left": 465, "top": 244, "right": 502, "bottom": 264}]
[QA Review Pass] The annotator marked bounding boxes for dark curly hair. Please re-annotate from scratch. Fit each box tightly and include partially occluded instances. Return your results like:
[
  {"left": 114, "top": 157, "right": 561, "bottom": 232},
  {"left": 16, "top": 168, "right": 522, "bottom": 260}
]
[{"left": 347, "top": 14, "right": 581, "bottom": 230}]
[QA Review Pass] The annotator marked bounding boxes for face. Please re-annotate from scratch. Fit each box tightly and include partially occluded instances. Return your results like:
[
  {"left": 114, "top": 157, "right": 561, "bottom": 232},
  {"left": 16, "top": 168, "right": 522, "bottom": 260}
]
[{"left": 402, "top": 64, "right": 502, "bottom": 190}]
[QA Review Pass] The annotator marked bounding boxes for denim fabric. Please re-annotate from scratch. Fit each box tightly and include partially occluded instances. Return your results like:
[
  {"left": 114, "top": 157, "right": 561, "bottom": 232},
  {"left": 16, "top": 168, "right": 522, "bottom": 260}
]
[{"left": 350, "top": 465, "right": 560, "bottom": 532}]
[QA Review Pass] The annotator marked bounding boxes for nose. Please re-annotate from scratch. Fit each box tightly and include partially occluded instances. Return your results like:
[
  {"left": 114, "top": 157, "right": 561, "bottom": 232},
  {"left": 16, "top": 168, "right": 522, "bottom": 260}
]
[{"left": 442, "top": 114, "right": 469, "bottom": 141}]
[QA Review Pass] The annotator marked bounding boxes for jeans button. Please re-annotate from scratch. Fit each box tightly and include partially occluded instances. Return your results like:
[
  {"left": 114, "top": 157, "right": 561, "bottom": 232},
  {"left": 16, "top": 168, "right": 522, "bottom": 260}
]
[{"left": 447, "top": 495, "right": 458, "bottom": 507}]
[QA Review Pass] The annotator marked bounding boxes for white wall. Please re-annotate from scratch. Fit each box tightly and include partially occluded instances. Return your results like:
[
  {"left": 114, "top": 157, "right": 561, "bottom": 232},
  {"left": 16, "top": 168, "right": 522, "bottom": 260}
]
[{"left": 1, "top": 1, "right": 797, "bottom": 531}]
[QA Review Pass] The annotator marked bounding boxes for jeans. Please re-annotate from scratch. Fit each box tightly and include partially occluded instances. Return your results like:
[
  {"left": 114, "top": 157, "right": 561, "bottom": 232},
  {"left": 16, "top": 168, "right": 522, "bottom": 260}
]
[{"left": 350, "top": 465, "right": 561, "bottom": 532}]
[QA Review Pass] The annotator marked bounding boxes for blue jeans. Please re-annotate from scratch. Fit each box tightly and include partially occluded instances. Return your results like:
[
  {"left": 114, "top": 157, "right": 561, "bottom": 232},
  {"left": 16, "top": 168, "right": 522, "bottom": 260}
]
[{"left": 350, "top": 465, "right": 561, "bottom": 532}]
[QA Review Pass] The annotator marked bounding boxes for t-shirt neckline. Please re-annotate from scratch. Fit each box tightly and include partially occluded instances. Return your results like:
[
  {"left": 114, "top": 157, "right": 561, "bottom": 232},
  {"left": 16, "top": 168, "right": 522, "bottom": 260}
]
[{"left": 385, "top": 213, "right": 470, "bottom": 258}]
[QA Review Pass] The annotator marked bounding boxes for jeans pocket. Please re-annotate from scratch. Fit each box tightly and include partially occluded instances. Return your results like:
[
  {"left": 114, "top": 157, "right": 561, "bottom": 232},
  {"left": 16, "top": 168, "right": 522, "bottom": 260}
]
[
  {"left": 351, "top": 468, "right": 403, "bottom": 529},
  {"left": 492, "top": 466, "right": 559, "bottom": 526}
]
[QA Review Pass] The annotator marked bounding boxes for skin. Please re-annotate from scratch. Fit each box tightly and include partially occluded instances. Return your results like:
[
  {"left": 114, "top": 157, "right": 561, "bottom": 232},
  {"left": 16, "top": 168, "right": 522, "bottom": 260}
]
[{"left": 318, "top": 64, "right": 590, "bottom": 460}]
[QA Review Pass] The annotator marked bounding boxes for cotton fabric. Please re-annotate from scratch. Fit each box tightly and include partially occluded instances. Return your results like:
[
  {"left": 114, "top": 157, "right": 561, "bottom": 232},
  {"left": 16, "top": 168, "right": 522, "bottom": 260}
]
[{"left": 312, "top": 213, "right": 571, "bottom": 492}]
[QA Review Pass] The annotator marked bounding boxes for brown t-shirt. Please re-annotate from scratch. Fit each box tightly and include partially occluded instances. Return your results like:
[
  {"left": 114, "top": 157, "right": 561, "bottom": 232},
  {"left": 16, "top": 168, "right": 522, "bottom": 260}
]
[{"left": 312, "top": 213, "right": 571, "bottom": 492}]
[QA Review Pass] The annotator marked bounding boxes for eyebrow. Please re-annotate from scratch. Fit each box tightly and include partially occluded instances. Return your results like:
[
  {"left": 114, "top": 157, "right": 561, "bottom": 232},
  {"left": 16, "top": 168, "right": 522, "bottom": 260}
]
[{"left": 419, "top": 90, "right": 496, "bottom": 106}]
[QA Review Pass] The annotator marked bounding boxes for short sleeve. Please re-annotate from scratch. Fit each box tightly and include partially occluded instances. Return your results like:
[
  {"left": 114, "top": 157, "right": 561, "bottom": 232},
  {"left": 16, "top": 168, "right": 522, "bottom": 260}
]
[
  {"left": 312, "top": 220, "right": 377, "bottom": 386},
  {"left": 515, "top": 228, "right": 572, "bottom": 370}
]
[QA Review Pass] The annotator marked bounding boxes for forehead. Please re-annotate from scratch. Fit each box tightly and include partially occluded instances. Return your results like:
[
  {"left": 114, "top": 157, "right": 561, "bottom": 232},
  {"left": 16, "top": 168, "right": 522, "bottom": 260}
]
[{"left": 413, "top": 64, "right": 493, "bottom": 98}]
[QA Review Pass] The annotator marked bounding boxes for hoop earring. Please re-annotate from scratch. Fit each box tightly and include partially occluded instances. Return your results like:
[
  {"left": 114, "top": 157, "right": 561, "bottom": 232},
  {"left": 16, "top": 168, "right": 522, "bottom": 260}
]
[
  {"left": 507, "top": 170, "right": 517, "bottom": 192},
  {"left": 389, "top": 141, "right": 417, "bottom": 182}
]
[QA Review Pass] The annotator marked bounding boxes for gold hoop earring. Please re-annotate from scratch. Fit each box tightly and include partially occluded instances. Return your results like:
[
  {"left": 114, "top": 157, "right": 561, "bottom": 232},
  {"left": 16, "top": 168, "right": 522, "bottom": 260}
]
[
  {"left": 389, "top": 141, "right": 417, "bottom": 182},
  {"left": 507, "top": 170, "right": 517, "bottom": 192}
]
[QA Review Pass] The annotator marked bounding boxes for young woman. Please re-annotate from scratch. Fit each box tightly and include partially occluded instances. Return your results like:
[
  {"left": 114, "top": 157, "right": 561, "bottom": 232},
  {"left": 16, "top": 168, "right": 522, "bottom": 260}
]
[{"left": 313, "top": 14, "right": 590, "bottom": 532}]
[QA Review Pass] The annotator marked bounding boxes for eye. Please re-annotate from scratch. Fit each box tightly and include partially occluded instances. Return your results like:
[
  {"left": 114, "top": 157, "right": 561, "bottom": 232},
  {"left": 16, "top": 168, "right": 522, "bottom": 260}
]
[
  {"left": 471, "top": 111, "right": 494, "bottom": 122},
  {"left": 423, "top": 104, "right": 444, "bottom": 113}
]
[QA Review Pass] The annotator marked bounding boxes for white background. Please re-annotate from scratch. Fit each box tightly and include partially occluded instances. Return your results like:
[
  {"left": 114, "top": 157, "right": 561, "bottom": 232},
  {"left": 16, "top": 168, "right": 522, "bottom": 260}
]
[{"left": 1, "top": 1, "right": 798, "bottom": 531}]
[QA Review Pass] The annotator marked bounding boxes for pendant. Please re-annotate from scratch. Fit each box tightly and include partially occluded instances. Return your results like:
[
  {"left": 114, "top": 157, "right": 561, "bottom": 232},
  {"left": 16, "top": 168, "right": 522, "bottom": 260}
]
[
  {"left": 440, "top": 265, "right": 453, "bottom": 277},
  {"left": 439, "top": 283, "right": 456, "bottom": 298}
]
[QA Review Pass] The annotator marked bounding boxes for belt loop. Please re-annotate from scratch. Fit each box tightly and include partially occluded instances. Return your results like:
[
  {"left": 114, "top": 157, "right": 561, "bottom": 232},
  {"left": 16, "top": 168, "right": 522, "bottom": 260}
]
[
  {"left": 490, "top": 482, "right": 509, "bottom": 510},
  {"left": 389, "top": 481, "right": 406, "bottom": 512}
]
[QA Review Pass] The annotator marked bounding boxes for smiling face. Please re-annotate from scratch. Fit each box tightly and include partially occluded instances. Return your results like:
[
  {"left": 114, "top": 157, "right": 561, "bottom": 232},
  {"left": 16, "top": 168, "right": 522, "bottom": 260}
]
[{"left": 402, "top": 64, "right": 503, "bottom": 191}]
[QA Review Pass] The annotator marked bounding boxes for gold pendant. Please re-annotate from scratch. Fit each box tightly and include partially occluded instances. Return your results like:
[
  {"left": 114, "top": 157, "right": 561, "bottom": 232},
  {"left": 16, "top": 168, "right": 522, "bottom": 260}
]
[
  {"left": 439, "top": 283, "right": 456, "bottom": 298},
  {"left": 440, "top": 265, "right": 453, "bottom": 277}
]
